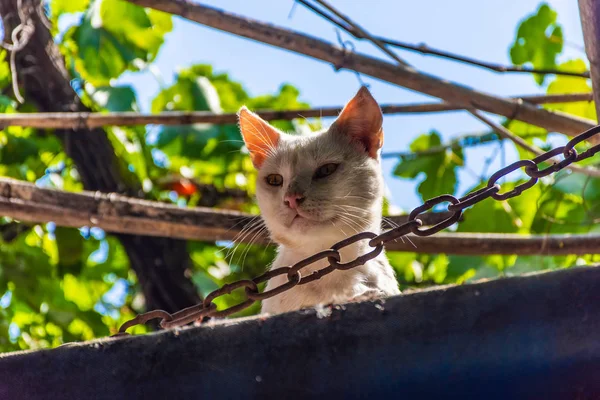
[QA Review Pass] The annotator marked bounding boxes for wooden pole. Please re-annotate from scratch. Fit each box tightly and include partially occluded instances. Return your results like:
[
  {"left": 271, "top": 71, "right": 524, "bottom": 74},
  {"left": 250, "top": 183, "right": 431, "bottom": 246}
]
[
  {"left": 0, "top": 93, "right": 592, "bottom": 129},
  {"left": 1, "top": 178, "right": 599, "bottom": 255},
  {"left": 579, "top": 0, "right": 600, "bottom": 122}
]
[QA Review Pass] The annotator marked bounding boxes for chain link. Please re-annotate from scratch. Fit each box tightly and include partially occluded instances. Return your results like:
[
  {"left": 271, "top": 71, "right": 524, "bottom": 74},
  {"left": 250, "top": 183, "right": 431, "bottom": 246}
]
[{"left": 115, "top": 124, "right": 600, "bottom": 336}]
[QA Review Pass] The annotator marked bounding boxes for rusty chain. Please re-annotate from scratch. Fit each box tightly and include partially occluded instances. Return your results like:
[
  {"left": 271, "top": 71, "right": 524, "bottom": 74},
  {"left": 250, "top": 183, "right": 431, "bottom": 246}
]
[{"left": 114, "top": 124, "right": 600, "bottom": 336}]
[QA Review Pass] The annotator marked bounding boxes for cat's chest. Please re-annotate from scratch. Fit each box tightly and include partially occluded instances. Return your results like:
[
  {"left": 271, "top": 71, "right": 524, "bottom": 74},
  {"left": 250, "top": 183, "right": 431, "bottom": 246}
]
[{"left": 263, "top": 245, "right": 367, "bottom": 297}]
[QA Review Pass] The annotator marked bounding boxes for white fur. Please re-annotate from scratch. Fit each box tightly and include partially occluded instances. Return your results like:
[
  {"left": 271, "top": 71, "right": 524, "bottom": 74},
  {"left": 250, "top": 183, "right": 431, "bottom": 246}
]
[{"left": 239, "top": 89, "right": 400, "bottom": 315}]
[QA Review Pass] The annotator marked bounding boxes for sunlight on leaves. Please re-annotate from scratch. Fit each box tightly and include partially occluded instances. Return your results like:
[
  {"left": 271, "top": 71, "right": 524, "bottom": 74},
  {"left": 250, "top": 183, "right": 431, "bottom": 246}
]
[
  {"left": 393, "top": 131, "right": 463, "bottom": 201},
  {"left": 509, "top": 3, "right": 563, "bottom": 85},
  {"left": 65, "top": 0, "right": 172, "bottom": 85}
]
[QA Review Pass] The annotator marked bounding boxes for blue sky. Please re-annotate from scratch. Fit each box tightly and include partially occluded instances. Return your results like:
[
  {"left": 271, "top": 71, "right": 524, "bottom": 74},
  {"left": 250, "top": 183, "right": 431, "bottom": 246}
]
[{"left": 117, "top": 0, "right": 587, "bottom": 211}]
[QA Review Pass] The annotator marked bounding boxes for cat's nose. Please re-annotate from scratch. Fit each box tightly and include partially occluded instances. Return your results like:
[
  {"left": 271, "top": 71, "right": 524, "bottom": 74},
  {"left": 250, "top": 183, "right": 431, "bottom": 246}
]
[{"left": 284, "top": 193, "right": 305, "bottom": 209}]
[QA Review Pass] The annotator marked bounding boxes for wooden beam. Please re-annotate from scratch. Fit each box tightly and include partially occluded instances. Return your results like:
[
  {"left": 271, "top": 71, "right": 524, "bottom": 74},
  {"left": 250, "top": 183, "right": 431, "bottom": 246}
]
[
  {"left": 1, "top": 266, "right": 599, "bottom": 399},
  {"left": 1, "top": 178, "right": 599, "bottom": 255},
  {"left": 125, "top": 0, "right": 596, "bottom": 137},
  {"left": 0, "top": 93, "right": 592, "bottom": 129},
  {"left": 579, "top": 0, "right": 600, "bottom": 122},
  {"left": 0, "top": 177, "right": 452, "bottom": 242}
]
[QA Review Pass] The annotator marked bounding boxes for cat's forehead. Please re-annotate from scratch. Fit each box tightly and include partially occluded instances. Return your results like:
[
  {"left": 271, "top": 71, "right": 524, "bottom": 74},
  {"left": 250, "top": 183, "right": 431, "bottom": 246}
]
[{"left": 269, "top": 130, "right": 351, "bottom": 169}]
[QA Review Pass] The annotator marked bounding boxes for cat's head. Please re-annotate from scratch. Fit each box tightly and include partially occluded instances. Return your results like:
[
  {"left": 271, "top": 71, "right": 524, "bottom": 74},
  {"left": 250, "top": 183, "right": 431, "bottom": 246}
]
[{"left": 238, "top": 86, "right": 385, "bottom": 248}]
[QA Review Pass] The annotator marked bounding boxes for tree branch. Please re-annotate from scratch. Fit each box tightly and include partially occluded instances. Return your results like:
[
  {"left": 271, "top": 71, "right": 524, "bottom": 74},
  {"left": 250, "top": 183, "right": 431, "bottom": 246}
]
[
  {"left": 0, "top": 177, "right": 451, "bottom": 243},
  {"left": 305, "top": 0, "right": 410, "bottom": 67},
  {"left": 381, "top": 130, "right": 546, "bottom": 160},
  {"left": 0, "top": 92, "right": 591, "bottom": 129},
  {"left": 124, "top": 0, "right": 595, "bottom": 137},
  {"left": 469, "top": 110, "right": 600, "bottom": 178},
  {"left": 299, "top": 0, "right": 590, "bottom": 79},
  {"left": 0, "top": 178, "right": 598, "bottom": 256}
]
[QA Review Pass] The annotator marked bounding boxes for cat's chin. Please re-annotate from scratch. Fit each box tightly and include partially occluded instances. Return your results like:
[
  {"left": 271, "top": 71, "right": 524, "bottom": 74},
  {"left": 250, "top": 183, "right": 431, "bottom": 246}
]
[
  {"left": 285, "top": 212, "right": 332, "bottom": 232},
  {"left": 289, "top": 214, "right": 318, "bottom": 229}
]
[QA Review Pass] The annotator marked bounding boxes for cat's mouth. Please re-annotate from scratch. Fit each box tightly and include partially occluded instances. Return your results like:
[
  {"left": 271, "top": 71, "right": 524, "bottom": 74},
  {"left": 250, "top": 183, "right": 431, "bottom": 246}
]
[
  {"left": 291, "top": 212, "right": 310, "bottom": 224},
  {"left": 288, "top": 210, "right": 328, "bottom": 228}
]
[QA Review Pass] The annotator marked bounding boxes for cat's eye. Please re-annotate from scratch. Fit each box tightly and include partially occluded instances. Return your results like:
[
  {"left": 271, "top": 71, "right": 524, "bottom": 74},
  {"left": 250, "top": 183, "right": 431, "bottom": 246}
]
[
  {"left": 314, "top": 163, "right": 339, "bottom": 179},
  {"left": 265, "top": 174, "right": 283, "bottom": 186}
]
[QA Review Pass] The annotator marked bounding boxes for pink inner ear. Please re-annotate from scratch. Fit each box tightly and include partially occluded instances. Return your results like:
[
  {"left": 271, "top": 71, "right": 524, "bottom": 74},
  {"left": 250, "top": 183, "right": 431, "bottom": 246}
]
[
  {"left": 347, "top": 129, "right": 383, "bottom": 159},
  {"left": 334, "top": 87, "right": 384, "bottom": 159},
  {"left": 238, "top": 107, "right": 280, "bottom": 168}
]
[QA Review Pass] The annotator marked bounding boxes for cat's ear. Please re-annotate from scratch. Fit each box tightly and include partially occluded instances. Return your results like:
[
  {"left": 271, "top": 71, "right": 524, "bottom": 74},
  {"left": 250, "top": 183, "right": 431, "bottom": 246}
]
[
  {"left": 238, "top": 106, "right": 281, "bottom": 168},
  {"left": 331, "top": 86, "right": 383, "bottom": 158}
]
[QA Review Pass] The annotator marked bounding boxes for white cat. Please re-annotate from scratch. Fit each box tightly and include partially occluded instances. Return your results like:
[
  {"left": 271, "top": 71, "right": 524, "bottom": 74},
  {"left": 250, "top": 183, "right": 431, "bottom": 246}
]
[{"left": 238, "top": 86, "right": 400, "bottom": 315}]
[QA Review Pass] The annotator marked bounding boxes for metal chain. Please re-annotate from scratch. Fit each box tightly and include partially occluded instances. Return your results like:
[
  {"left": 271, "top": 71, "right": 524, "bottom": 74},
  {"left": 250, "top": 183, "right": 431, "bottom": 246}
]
[{"left": 114, "top": 124, "right": 600, "bottom": 336}]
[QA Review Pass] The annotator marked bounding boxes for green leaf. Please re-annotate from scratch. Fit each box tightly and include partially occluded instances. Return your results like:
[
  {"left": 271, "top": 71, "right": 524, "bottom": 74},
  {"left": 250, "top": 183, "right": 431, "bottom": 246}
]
[
  {"left": 0, "top": 133, "right": 39, "bottom": 165},
  {"left": 68, "top": 0, "right": 172, "bottom": 85},
  {"left": 55, "top": 228, "right": 84, "bottom": 276},
  {"left": 456, "top": 194, "right": 518, "bottom": 234},
  {"left": 106, "top": 126, "right": 149, "bottom": 185},
  {"left": 509, "top": 3, "right": 563, "bottom": 85},
  {"left": 152, "top": 74, "right": 222, "bottom": 114},
  {"left": 151, "top": 67, "right": 244, "bottom": 168},
  {"left": 393, "top": 131, "right": 463, "bottom": 201},
  {"left": 529, "top": 188, "right": 591, "bottom": 234},
  {"left": 0, "top": 50, "right": 11, "bottom": 90},
  {"left": 446, "top": 256, "right": 486, "bottom": 282},
  {"left": 154, "top": 65, "right": 247, "bottom": 113},
  {"left": 50, "top": 0, "right": 90, "bottom": 21},
  {"left": 544, "top": 59, "right": 595, "bottom": 120},
  {"left": 505, "top": 119, "right": 548, "bottom": 142},
  {"left": 552, "top": 172, "right": 600, "bottom": 202},
  {"left": 90, "top": 85, "right": 139, "bottom": 112}
]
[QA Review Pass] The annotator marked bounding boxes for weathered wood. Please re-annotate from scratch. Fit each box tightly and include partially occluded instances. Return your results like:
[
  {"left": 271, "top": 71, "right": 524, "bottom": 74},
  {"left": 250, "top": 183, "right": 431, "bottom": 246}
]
[
  {"left": 2, "top": 178, "right": 600, "bottom": 255},
  {"left": 126, "top": 0, "right": 596, "bottom": 137},
  {"left": 1, "top": 266, "right": 599, "bottom": 399},
  {"left": 298, "top": 0, "right": 591, "bottom": 79},
  {"left": 399, "top": 232, "right": 600, "bottom": 255},
  {"left": 0, "top": 177, "right": 451, "bottom": 242},
  {"left": 0, "top": 93, "right": 590, "bottom": 129},
  {"left": 579, "top": 0, "right": 600, "bottom": 121},
  {"left": 470, "top": 109, "right": 600, "bottom": 177}
]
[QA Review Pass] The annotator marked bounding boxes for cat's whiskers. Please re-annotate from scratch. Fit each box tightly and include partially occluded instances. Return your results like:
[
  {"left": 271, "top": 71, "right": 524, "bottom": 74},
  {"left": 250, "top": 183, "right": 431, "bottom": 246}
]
[
  {"left": 238, "top": 225, "right": 269, "bottom": 271},
  {"left": 404, "top": 235, "right": 418, "bottom": 249},
  {"left": 334, "top": 211, "right": 372, "bottom": 228},
  {"left": 340, "top": 194, "right": 376, "bottom": 201},
  {"left": 334, "top": 203, "right": 372, "bottom": 216},
  {"left": 228, "top": 226, "right": 264, "bottom": 268},
  {"left": 224, "top": 218, "right": 265, "bottom": 263},
  {"left": 222, "top": 225, "right": 257, "bottom": 263},
  {"left": 217, "top": 215, "right": 261, "bottom": 255},
  {"left": 333, "top": 211, "right": 364, "bottom": 235},
  {"left": 331, "top": 217, "right": 349, "bottom": 237},
  {"left": 262, "top": 236, "right": 274, "bottom": 257},
  {"left": 333, "top": 205, "right": 372, "bottom": 223},
  {"left": 381, "top": 217, "right": 408, "bottom": 244},
  {"left": 382, "top": 217, "right": 400, "bottom": 228}
]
